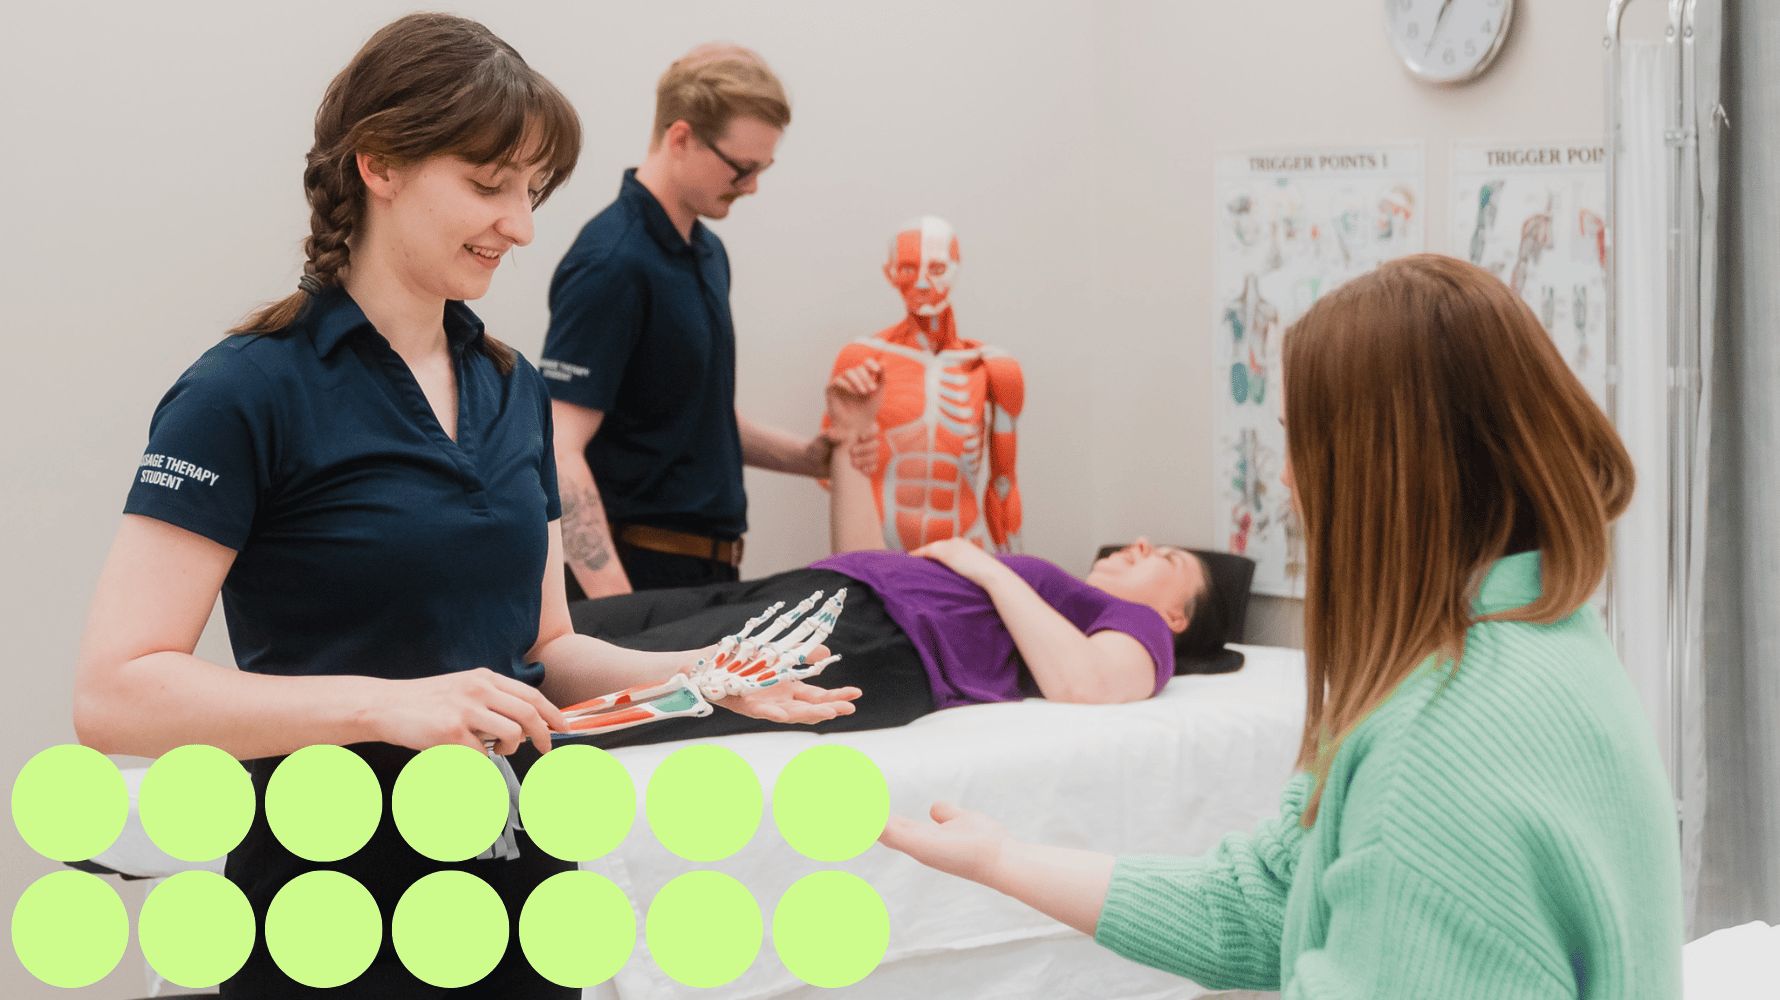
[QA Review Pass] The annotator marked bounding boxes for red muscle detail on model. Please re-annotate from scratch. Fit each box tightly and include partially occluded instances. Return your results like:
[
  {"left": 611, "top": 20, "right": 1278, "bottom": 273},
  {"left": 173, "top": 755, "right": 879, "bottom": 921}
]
[
  {"left": 568, "top": 706, "right": 654, "bottom": 730},
  {"left": 984, "top": 356, "right": 1025, "bottom": 417}
]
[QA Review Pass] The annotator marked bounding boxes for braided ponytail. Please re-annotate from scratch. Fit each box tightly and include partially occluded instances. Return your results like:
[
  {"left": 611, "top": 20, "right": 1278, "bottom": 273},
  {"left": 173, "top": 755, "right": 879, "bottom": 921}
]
[{"left": 230, "top": 13, "right": 581, "bottom": 378}]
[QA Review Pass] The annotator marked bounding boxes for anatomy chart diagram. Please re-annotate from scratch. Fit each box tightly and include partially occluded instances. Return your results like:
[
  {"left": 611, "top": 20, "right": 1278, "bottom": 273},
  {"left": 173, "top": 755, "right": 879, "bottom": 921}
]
[
  {"left": 1451, "top": 140, "right": 1608, "bottom": 406},
  {"left": 1213, "top": 144, "right": 1424, "bottom": 598}
]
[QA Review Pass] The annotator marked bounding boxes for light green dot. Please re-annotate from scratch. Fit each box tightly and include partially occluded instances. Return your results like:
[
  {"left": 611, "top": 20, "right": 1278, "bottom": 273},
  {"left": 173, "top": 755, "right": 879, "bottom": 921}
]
[
  {"left": 519, "top": 870, "right": 635, "bottom": 987},
  {"left": 139, "top": 870, "right": 255, "bottom": 988},
  {"left": 10, "top": 871, "right": 127, "bottom": 987},
  {"left": 772, "top": 745, "right": 890, "bottom": 861},
  {"left": 773, "top": 872, "right": 889, "bottom": 988},
  {"left": 267, "top": 744, "right": 381, "bottom": 862},
  {"left": 392, "top": 744, "right": 508, "bottom": 862},
  {"left": 139, "top": 744, "right": 254, "bottom": 863},
  {"left": 265, "top": 870, "right": 381, "bottom": 988},
  {"left": 391, "top": 870, "right": 508, "bottom": 988},
  {"left": 11, "top": 744, "right": 126, "bottom": 862},
  {"left": 645, "top": 745, "right": 761, "bottom": 861},
  {"left": 519, "top": 744, "right": 634, "bottom": 862},
  {"left": 646, "top": 872, "right": 761, "bottom": 987}
]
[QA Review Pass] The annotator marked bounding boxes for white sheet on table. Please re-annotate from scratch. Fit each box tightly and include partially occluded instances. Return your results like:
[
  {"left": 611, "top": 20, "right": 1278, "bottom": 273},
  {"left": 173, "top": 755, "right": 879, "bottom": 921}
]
[
  {"left": 585, "top": 644, "right": 1307, "bottom": 1000},
  {"left": 93, "top": 765, "right": 227, "bottom": 879}
]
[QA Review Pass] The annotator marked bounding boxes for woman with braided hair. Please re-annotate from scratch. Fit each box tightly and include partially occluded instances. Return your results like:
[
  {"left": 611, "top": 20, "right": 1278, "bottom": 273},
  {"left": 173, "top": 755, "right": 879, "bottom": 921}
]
[{"left": 71, "top": 13, "right": 856, "bottom": 997}]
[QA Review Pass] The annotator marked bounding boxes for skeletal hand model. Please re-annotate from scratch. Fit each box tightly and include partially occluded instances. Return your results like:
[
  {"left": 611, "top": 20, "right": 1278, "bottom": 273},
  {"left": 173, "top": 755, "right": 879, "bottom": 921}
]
[{"left": 553, "top": 590, "right": 847, "bottom": 737}]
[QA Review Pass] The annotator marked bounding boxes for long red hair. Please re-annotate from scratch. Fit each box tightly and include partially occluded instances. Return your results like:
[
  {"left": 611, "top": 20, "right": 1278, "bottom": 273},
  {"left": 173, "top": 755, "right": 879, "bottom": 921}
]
[{"left": 1283, "top": 254, "right": 1634, "bottom": 825}]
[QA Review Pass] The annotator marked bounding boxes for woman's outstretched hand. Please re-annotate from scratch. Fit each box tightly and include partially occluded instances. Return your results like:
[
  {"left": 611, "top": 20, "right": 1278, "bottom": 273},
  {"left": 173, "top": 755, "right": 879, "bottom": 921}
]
[
  {"left": 879, "top": 801, "right": 1011, "bottom": 883},
  {"left": 881, "top": 802, "right": 1116, "bottom": 936},
  {"left": 709, "top": 642, "right": 862, "bottom": 723},
  {"left": 718, "top": 678, "right": 862, "bottom": 723}
]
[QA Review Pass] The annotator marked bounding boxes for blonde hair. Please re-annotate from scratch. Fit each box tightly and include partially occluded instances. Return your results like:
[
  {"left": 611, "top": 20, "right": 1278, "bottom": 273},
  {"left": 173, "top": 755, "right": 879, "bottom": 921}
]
[
  {"left": 652, "top": 42, "right": 790, "bottom": 147},
  {"left": 1283, "top": 254, "right": 1634, "bottom": 826}
]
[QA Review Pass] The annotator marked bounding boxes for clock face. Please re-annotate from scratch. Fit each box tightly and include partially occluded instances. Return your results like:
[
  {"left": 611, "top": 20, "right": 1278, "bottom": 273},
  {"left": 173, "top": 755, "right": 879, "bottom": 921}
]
[{"left": 1385, "top": 0, "right": 1514, "bottom": 84}]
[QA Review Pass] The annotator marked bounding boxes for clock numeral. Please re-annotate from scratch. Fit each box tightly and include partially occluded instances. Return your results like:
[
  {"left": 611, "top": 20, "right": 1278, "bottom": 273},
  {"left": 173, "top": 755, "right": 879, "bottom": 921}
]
[
  {"left": 1465, "top": 39, "right": 1477, "bottom": 56},
  {"left": 1483, "top": 20, "right": 1493, "bottom": 33},
  {"left": 1407, "top": 22, "right": 1420, "bottom": 39},
  {"left": 1443, "top": 48, "right": 1456, "bottom": 64}
]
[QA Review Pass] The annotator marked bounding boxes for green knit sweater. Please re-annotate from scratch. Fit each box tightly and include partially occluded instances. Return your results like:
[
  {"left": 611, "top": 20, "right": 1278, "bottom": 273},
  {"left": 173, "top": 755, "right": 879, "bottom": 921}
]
[{"left": 1094, "top": 553, "right": 1683, "bottom": 998}]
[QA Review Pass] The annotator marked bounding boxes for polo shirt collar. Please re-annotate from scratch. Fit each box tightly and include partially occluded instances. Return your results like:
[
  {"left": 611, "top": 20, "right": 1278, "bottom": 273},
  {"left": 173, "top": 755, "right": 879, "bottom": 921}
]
[
  {"left": 306, "top": 286, "right": 487, "bottom": 356},
  {"left": 1473, "top": 550, "right": 1543, "bottom": 615},
  {"left": 620, "top": 168, "right": 712, "bottom": 259}
]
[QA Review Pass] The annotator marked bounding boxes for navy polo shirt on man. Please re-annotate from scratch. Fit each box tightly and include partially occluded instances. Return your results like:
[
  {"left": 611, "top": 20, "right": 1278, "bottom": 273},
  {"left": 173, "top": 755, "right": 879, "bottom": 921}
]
[
  {"left": 540, "top": 168, "right": 747, "bottom": 540},
  {"left": 124, "top": 288, "right": 558, "bottom": 686}
]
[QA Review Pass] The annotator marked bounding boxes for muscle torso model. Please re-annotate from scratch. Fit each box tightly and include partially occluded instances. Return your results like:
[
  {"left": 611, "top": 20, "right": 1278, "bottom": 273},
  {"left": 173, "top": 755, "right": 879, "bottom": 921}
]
[{"left": 826, "top": 217, "right": 1024, "bottom": 552}]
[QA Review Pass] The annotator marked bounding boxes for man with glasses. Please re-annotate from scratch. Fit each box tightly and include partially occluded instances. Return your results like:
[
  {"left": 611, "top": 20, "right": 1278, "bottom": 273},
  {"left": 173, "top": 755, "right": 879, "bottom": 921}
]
[{"left": 543, "top": 44, "right": 837, "bottom": 596}]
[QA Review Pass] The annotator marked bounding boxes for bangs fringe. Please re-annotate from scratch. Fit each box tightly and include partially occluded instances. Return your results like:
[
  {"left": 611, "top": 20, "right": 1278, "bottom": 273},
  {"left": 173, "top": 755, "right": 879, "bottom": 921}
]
[{"left": 437, "top": 56, "right": 582, "bottom": 204}]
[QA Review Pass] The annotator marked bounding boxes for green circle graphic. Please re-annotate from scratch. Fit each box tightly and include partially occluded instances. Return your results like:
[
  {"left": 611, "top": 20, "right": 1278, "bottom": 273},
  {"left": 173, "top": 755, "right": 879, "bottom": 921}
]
[
  {"left": 264, "top": 870, "right": 381, "bottom": 988},
  {"left": 772, "top": 744, "right": 890, "bottom": 861},
  {"left": 10, "top": 871, "right": 128, "bottom": 988},
  {"left": 518, "top": 870, "right": 635, "bottom": 987},
  {"left": 391, "top": 870, "right": 508, "bottom": 988},
  {"left": 392, "top": 744, "right": 508, "bottom": 862},
  {"left": 139, "top": 744, "right": 254, "bottom": 862},
  {"left": 11, "top": 744, "right": 126, "bottom": 862},
  {"left": 519, "top": 744, "right": 634, "bottom": 862},
  {"left": 267, "top": 744, "right": 381, "bottom": 862},
  {"left": 645, "top": 745, "right": 761, "bottom": 861},
  {"left": 139, "top": 870, "right": 255, "bottom": 988},
  {"left": 646, "top": 871, "right": 761, "bottom": 987},
  {"left": 773, "top": 871, "right": 889, "bottom": 988}
]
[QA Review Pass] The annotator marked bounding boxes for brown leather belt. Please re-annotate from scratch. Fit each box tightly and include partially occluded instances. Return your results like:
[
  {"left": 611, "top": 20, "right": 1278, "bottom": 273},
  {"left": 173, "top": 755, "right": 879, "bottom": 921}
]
[{"left": 616, "top": 524, "right": 744, "bottom": 568}]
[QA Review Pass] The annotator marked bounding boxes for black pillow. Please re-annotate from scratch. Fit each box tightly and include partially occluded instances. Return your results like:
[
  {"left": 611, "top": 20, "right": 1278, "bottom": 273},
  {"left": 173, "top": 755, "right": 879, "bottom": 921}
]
[{"left": 1095, "top": 545, "right": 1257, "bottom": 675}]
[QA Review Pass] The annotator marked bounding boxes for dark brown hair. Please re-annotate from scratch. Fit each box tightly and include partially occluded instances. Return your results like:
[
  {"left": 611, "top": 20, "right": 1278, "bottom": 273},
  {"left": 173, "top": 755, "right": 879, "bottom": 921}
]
[
  {"left": 232, "top": 13, "right": 582, "bottom": 375},
  {"left": 1283, "top": 254, "right": 1634, "bottom": 825}
]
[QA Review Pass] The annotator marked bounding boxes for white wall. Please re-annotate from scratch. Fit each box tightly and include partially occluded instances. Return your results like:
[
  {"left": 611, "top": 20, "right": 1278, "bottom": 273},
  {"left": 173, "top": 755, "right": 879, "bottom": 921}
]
[
  {"left": 0, "top": 2, "right": 1663, "bottom": 996},
  {"left": 1089, "top": 0, "right": 1667, "bottom": 645}
]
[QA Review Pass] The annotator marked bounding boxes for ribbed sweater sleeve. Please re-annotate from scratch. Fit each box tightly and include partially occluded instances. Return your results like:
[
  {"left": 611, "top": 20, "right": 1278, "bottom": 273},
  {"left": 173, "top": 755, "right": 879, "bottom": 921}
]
[
  {"left": 1287, "top": 844, "right": 1575, "bottom": 999},
  {"left": 1093, "top": 772, "right": 1313, "bottom": 991}
]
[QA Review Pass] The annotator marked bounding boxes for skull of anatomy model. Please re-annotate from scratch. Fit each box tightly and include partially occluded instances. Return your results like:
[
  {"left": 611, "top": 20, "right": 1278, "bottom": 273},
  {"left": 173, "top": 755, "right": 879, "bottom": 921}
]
[{"left": 885, "top": 215, "right": 961, "bottom": 318}]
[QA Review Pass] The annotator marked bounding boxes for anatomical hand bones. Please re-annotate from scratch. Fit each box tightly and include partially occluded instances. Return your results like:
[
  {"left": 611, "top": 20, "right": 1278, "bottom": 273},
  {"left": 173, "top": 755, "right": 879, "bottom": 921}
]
[{"left": 554, "top": 590, "right": 847, "bottom": 737}]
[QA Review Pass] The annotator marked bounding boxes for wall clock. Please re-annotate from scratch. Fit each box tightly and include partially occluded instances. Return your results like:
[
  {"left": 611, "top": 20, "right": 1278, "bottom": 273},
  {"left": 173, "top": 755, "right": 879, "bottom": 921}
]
[{"left": 1385, "top": 0, "right": 1515, "bottom": 84}]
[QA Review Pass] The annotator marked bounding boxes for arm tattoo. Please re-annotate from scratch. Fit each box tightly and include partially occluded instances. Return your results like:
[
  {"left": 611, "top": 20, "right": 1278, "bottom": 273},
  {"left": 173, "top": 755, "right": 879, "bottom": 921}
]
[{"left": 561, "top": 483, "right": 614, "bottom": 572}]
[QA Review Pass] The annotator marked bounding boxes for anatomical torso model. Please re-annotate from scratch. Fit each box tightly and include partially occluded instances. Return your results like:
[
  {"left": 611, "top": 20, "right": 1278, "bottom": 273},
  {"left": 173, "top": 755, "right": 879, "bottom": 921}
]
[{"left": 826, "top": 217, "right": 1024, "bottom": 552}]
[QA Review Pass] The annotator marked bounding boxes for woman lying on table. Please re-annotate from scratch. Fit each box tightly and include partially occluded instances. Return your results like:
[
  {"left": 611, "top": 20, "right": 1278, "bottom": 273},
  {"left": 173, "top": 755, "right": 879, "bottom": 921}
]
[
  {"left": 880, "top": 255, "right": 1683, "bottom": 998},
  {"left": 568, "top": 362, "right": 1229, "bottom": 747}
]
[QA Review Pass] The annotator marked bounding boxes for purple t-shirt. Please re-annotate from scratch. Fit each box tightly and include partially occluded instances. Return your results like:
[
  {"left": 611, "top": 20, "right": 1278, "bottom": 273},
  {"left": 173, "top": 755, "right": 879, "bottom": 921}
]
[{"left": 810, "top": 551, "right": 1175, "bottom": 711}]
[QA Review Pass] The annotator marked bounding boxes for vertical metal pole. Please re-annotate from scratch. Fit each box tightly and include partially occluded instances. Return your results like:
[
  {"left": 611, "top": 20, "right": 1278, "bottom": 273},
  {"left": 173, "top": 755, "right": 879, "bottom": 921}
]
[
  {"left": 1608, "top": 0, "right": 1694, "bottom": 817},
  {"left": 1604, "top": 0, "right": 1632, "bottom": 672},
  {"left": 1607, "top": 0, "right": 1632, "bottom": 431},
  {"left": 1661, "top": 0, "right": 1698, "bottom": 819},
  {"left": 1672, "top": 0, "right": 1701, "bottom": 824}
]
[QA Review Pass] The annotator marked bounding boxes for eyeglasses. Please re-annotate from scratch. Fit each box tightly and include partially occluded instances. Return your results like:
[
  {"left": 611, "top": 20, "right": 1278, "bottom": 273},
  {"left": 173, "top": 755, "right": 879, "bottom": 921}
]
[{"left": 697, "top": 132, "right": 770, "bottom": 187}]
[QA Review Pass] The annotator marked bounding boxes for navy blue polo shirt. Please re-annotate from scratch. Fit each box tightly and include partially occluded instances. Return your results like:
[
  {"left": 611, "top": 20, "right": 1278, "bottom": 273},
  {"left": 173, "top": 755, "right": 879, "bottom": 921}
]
[
  {"left": 540, "top": 168, "right": 746, "bottom": 539},
  {"left": 124, "top": 289, "right": 558, "bottom": 686}
]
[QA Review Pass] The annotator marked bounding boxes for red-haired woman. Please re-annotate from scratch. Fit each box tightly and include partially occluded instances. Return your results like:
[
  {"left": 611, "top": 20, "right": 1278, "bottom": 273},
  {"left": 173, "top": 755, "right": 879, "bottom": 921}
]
[
  {"left": 882, "top": 254, "right": 1682, "bottom": 997},
  {"left": 72, "top": 14, "right": 855, "bottom": 997}
]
